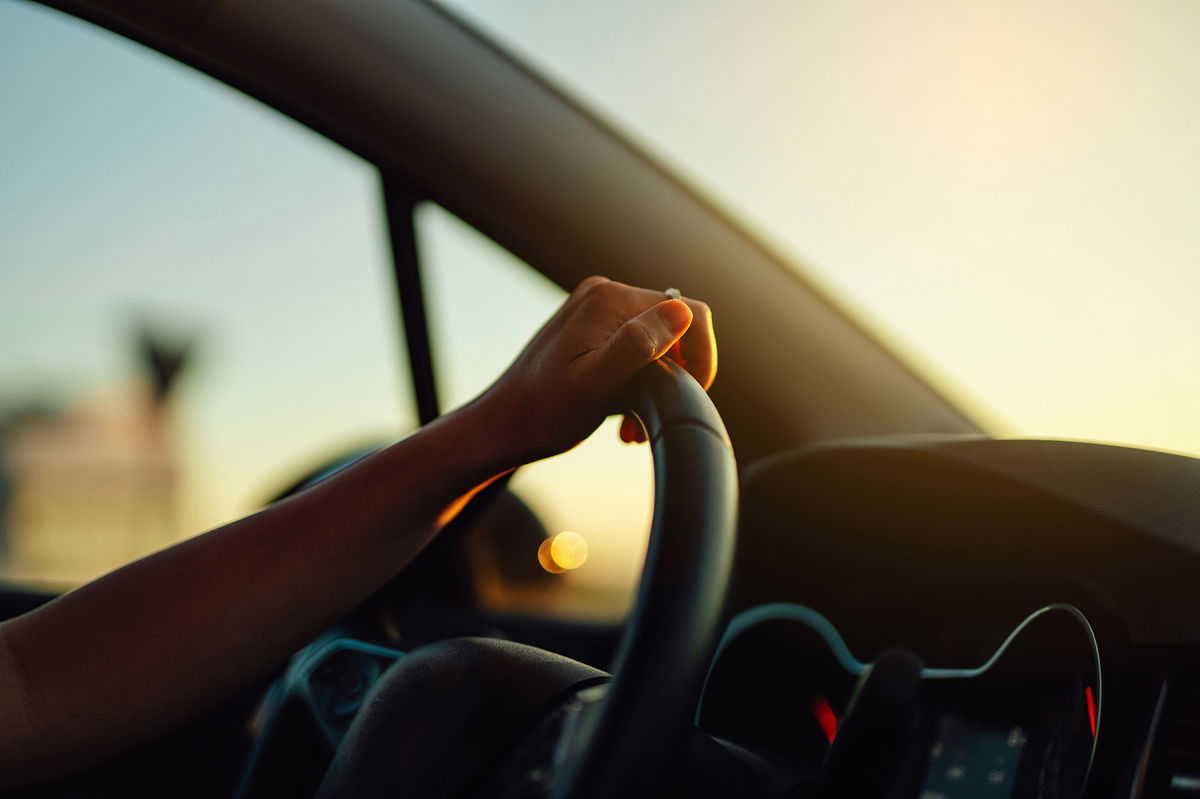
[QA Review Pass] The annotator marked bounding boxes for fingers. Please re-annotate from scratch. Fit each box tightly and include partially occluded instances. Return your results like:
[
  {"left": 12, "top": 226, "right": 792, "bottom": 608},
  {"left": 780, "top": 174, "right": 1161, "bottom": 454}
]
[
  {"left": 572, "top": 274, "right": 716, "bottom": 392},
  {"left": 676, "top": 298, "right": 716, "bottom": 390},
  {"left": 600, "top": 299, "right": 693, "bottom": 382},
  {"left": 619, "top": 415, "right": 647, "bottom": 444},
  {"left": 611, "top": 286, "right": 716, "bottom": 390}
]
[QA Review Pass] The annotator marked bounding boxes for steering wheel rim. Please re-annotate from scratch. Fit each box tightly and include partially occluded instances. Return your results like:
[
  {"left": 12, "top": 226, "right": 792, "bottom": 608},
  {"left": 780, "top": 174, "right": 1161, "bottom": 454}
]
[
  {"left": 311, "top": 359, "right": 737, "bottom": 799},
  {"left": 551, "top": 357, "right": 738, "bottom": 798}
]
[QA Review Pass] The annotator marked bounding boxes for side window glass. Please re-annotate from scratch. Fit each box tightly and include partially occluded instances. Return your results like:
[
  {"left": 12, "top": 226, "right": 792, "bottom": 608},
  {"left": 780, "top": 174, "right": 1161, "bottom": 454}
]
[
  {"left": 0, "top": 3, "right": 412, "bottom": 588},
  {"left": 417, "top": 205, "right": 653, "bottom": 621}
]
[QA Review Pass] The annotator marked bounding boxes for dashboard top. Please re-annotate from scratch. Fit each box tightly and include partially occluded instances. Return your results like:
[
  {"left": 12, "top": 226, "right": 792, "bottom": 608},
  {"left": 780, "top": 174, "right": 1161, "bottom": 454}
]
[{"left": 736, "top": 435, "right": 1200, "bottom": 653}]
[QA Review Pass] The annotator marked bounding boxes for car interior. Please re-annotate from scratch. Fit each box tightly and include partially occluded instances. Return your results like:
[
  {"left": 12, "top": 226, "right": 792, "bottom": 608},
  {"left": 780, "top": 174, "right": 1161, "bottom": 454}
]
[{"left": 3, "top": 0, "right": 1199, "bottom": 797}]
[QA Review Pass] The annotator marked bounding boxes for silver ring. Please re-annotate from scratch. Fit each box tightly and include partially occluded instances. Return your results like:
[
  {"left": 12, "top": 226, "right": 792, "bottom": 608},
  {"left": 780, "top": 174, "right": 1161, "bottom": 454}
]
[{"left": 664, "top": 287, "right": 682, "bottom": 300}]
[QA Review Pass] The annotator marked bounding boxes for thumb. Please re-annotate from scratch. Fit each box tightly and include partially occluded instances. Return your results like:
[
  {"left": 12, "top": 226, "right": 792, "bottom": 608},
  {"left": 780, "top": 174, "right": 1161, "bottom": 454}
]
[{"left": 598, "top": 299, "right": 693, "bottom": 385}]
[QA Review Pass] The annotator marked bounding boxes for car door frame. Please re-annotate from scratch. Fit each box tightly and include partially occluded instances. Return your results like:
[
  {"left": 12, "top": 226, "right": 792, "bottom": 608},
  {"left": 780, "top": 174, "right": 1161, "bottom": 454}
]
[{"left": 31, "top": 0, "right": 983, "bottom": 471}]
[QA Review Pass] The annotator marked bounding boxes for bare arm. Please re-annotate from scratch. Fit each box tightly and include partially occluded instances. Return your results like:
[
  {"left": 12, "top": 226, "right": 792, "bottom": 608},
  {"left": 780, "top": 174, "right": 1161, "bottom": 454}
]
[{"left": 0, "top": 278, "right": 715, "bottom": 789}]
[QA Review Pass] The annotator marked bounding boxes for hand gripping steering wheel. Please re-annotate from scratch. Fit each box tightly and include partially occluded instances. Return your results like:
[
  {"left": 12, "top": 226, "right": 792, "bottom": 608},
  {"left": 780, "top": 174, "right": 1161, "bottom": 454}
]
[{"left": 316, "top": 359, "right": 738, "bottom": 799}]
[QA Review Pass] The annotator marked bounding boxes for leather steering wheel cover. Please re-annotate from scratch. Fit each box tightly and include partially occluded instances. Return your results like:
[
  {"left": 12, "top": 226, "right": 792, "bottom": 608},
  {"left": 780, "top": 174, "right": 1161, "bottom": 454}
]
[
  {"left": 315, "top": 360, "right": 736, "bottom": 799},
  {"left": 553, "top": 359, "right": 738, "bottom": 799},
  {"left": 316, "top": 638, "right": 608, "bottom": 799}
]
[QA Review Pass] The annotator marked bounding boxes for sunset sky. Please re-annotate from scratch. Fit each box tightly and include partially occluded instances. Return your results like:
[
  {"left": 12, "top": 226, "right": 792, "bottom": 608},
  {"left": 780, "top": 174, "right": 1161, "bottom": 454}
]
[
  {"left": 443, "top": 0, "right": 1200, "bottom": 453},
  {"left": 3, "top": 0, "right": 1199, "bottom": 601}
]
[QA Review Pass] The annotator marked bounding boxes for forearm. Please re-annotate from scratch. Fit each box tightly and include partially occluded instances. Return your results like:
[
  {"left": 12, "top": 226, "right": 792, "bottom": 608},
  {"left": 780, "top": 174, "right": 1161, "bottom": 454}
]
[
  {"left": 0, "top": 401, "right": 514, "bottom": 788},
  {"left": 0, "top": 276, "right": 716, "bottom": 790}
]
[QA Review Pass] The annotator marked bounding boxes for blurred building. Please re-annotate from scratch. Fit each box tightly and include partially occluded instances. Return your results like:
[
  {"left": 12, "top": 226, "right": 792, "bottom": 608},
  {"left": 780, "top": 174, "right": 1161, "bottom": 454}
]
[{"left": 0, "top": 327, "right": 191, "bottom": 588}]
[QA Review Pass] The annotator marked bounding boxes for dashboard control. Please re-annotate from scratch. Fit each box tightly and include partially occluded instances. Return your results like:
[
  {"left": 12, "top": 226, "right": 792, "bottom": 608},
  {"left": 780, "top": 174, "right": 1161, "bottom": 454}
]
[
  {"left": 233, "top": 636, "right": 405, "bottom": 798},
  {"left": 698, "top": 604, "right": 1100, "bottom": 798},
  {"left": 292, "top": 637, "right": 405, "bottom": 745},
  {"left": 918, "top": 713, "right": 1026, "bottom": 798}
]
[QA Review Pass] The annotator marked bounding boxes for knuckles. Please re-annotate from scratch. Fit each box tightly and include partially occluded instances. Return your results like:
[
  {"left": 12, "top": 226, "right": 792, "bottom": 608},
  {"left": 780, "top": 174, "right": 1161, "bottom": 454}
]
[
  {"left": 619, "top": 320, "right": 660, "bottom": 362},
  {"left": 584, "top": 279, "right": 623, "bottom": 303},
  {"left": 573, "top": 275, "right": 611, "bottom": 297}
]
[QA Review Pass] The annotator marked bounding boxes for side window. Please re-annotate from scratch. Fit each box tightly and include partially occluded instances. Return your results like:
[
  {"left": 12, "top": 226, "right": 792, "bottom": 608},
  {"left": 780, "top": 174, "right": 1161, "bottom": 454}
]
[
  {"left": 417, "top": 205, "right": 653, "bottom": 621},
  {"left": 0, "top": 4, "right": 412, "bottom": 588}
]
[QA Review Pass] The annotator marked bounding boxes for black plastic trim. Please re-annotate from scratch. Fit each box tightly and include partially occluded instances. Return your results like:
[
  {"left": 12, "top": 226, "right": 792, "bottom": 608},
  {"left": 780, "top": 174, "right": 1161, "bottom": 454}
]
[{"left": 383, "top": 184, "right": 439, "bottom": 425}]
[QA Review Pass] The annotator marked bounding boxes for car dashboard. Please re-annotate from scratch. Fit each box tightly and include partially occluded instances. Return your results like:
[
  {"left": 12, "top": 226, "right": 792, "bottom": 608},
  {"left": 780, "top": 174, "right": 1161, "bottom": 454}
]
[
  {"left": 700, "top": 602, "right": 1099, "bottom": 798},
  {"left": 708, "top": 435, "right": 1200, "bottom": 798},
  {"left": 238, "top": 435, "right": 1200, "bottom": 799}
]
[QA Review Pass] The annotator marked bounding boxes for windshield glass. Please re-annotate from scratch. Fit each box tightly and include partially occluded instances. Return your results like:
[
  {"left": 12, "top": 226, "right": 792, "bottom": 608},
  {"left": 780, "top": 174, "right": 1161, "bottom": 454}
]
[{"left": 439, "top": 0, "right": 1200, "bottom": 457}]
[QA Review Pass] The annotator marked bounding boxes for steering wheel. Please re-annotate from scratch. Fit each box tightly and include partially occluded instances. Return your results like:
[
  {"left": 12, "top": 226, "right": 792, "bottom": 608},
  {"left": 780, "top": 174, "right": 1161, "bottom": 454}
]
[{"left": 315, "top": 358, "right": 738, "bottom": 799}]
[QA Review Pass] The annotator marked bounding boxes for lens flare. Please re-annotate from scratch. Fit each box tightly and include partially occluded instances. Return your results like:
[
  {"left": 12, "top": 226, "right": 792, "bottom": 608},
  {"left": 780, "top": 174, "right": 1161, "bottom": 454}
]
[{"left": 538, "top": 531, "right": 588, "bottom": 573}]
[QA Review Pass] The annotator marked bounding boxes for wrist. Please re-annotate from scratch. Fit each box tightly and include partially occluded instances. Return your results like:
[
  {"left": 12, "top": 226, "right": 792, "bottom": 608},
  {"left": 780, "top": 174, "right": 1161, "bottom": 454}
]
[
  {"left": 398, "top": 396, "right": 523, "bottom": 530},
  {"left": 428, "top": 391, "right": 526, "bottom": 478}
]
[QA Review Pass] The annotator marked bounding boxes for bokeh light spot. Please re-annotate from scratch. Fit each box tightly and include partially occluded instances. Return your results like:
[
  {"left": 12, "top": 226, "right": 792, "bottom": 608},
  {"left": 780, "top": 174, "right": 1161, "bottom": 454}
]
[{"left": 538, "top": 531, "right": 588, "bottom": 573}]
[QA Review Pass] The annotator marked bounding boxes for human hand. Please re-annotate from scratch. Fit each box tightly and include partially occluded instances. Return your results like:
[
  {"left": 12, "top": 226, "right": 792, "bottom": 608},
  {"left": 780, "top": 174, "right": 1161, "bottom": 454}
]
[{"left": 470, "top": 276, "right": 716, "bottom": 466}]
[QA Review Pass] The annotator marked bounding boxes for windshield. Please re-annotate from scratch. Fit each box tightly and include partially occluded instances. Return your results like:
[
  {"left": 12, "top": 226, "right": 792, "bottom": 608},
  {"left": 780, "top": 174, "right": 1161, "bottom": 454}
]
[{"left": 439, "top": 0, "right": 1200, "bottom": 457}]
